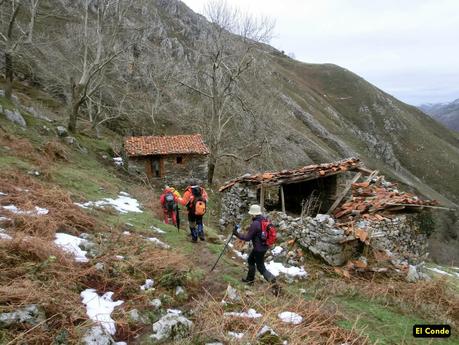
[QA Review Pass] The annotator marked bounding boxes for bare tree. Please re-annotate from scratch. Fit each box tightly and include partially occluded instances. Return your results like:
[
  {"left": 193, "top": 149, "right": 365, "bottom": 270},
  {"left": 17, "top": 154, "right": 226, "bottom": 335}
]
[
  {"left": 50, "top": 0, "right": 131, "bottom": 133},
  {"left": 180, "top": 0, "right": 275, "bottom": 184},
  {"left": 0, "top": 0, "right": 40, "bottom": 99}
]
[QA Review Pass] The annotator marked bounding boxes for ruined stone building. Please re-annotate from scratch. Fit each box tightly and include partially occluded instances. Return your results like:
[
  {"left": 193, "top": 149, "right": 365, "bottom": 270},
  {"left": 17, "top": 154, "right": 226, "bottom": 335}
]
[
  {"left": 219, "top": 158, "right": 438, "bottom": 267},
  {"left": 124, "top": 134, "right": 209, "bottom": 186}
]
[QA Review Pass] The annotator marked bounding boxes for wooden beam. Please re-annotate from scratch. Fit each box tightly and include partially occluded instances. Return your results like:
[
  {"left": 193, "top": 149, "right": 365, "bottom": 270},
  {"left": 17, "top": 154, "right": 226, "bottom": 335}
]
[
  {"left": 280, "top": 184, "right": 286, "bottom": 214},
  {"left": 260, "top": 184, "right": 265, "bottom": 211},
  {"left": 385, "top": 203, "right": 454, "bottom": 211},
  {"left": 327, "top": 172, "right": 362, "bottom": 215}
]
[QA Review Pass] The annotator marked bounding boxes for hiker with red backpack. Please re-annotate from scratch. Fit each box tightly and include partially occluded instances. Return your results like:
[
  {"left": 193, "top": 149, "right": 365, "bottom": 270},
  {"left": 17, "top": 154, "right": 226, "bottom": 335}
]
[
  {"left": 160, "top": 186, "right": 179, "bottom": 226},
  {"left": 179, "top": 183, "right": 208, "bottom": 242},
  {"left": 233, "top": 204, "right": 277, "bottom": 287}
]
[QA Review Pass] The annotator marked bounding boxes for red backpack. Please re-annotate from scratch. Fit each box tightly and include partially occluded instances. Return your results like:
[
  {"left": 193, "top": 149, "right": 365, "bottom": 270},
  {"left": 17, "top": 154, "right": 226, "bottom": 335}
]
[{"left": 260, "top": 217, "right": 277, "bottom": 247}]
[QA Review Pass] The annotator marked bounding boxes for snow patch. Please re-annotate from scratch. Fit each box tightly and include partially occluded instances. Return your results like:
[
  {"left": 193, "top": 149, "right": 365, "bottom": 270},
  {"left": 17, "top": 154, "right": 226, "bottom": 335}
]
[
  {"left": 80, "top": 289, "right": 124, "bottom": 335},
  {"left": 0, "top": 228, "right": 12, "bottom": 240},
  {"left": 166, "top": 309, "right": 182, "bottom": 315},
  {"left": 151, "top": 226, "right": 166, "bottom": 234},
  {"left": 271, "top": 246, "right": 283, "bottom": 256},
  {"left": 265, "top": 261, "right": 307, "bottom": 278},
  {"left": 278, "top": 311, "right": 303, "bottom": 324},
  {"left": 140, "top": 279, "right": 155, "bottom": 291},
  {"left": 147, "top": 237, "right": 170, "bottom": 249},
  {"left": 113, "top": 157, "right": 123, "bottom": 166},
  {"left": 115, "top": 255, "right": 124, "bottom": 260},
  {"left": 224, "top": 308, "right": 262, "bottom": 319},
  {"left": 77, "top": 193, "right": 142, "bottom": 213},
  {"left": 122, "top": 231, "right": 131, "bottom": 235},
  {"left": 228, "top": 242, "right": 248, "bottom": 260},
  {"left": 2, "top": 204, "right": 49, "bottom": 216},
  {"left": 0, "top": 192, "right": 7, "bottom": 196},
  {"left": 228, "top": 331, "right": 244, "bottom": 339},
  {"left": 427, "top": 267, "right": 456, "bottom": 278},
  {"left": 54, "top": 233, "right": 89, "bottom": 263}
]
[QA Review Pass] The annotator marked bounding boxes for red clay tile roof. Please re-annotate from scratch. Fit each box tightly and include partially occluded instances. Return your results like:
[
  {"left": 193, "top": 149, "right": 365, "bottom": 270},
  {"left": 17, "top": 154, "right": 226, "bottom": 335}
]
[{"left": 124, "top": 134, "right": 210, "bottom": 157}]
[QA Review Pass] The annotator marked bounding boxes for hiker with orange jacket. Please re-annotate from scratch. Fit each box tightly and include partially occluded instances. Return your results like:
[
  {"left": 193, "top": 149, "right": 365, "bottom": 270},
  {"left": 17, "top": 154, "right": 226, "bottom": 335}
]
[
  {"left": 160, "top": 186, "right": 179, "bottom": 226},
  {"left": 179, "top": 182, "right": 208, "bottom": 242}
]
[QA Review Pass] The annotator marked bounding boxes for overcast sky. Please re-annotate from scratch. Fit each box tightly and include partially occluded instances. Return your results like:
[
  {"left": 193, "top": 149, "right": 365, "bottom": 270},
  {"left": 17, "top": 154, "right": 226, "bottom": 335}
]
[{"left": 182, "top": 0, "right": 459, "bottom": 105}]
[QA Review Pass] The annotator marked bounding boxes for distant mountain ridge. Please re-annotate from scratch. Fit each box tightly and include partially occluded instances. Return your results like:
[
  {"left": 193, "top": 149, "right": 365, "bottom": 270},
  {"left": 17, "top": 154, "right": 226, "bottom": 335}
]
[{"left": 419, "top": 99, "right": 459, "bottom": 132}]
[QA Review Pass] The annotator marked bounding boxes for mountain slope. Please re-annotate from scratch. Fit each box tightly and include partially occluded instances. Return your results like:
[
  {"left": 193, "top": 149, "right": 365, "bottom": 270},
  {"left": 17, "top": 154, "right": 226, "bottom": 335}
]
[
  {"left": 1, "top": 0, "right": 459, "bottom": 206},
  {"left": 419, "top": 99, "right": 459, "bottom": 132}
]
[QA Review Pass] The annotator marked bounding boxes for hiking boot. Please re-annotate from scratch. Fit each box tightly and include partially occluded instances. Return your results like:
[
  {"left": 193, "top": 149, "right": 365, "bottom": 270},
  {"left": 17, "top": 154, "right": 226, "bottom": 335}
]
[
  {"left": 241, "top": 277, "right": 254, "bottom": 285},
  {"left": 199, "top": 234, "right": 205, "bottom": 241},
  {"left": 191, "top": 237, "right": 198, "bottom": 243}
]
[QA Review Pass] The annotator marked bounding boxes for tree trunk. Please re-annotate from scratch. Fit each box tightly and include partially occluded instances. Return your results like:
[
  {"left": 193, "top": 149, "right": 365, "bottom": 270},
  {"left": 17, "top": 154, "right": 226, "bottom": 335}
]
[
  {"left": 68, "top": 83, "right": 83, "bottom": 133},
  {"left": 5, "top": 52, "right": 13, "bottom": 100},
  {"left": 207, "top": 158, "right": 216, "bottom": 185}
]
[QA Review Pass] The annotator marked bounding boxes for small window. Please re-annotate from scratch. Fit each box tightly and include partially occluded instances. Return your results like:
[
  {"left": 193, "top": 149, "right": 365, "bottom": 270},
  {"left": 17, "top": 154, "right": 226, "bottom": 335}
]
[{"left": 176, "top": 156, "right": 183, "bottom": 164}]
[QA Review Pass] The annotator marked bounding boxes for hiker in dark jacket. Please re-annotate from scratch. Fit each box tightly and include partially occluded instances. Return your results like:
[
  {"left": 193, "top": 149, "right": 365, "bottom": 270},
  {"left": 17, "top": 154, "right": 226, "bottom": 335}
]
[{"left": 233, "top": 204, "right": 276, "bottom": 285}]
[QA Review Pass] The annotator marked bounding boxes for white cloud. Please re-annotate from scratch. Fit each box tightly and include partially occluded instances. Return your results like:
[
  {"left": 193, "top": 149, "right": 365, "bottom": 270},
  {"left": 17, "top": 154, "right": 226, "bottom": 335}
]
[{"left": 182, "top": 0, "right": 459, "bottom": 104}]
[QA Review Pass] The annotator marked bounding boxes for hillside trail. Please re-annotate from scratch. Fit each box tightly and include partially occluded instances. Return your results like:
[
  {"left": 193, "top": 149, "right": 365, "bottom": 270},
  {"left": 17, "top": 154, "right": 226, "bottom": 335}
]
[{"left": 190, "top": 239, "right": 241, "bottom": 295}]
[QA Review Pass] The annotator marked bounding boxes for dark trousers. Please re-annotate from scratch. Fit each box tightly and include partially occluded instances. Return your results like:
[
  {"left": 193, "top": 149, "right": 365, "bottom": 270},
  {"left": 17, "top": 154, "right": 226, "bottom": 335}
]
[
  {"left": 188, "top": 212, "right": 203, "bottom": 240},
  {"left": 248, "top": 250, "right": 268, "bottom": 274},
  {"left": 245, "top": 249, "right": 275, "bottom": 283}
]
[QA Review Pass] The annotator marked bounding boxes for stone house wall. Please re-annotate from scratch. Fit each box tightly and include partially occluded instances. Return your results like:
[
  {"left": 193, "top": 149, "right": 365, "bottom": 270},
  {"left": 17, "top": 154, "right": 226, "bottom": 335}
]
[
  {"left": 270, "top": 212, "right": 428, "bottom": 266},
  {"left": 128, "top": 154, "right": 208, "bottom": 187},
  {"left": 220, "top": 183, "right": 258, "bottom": 229}
]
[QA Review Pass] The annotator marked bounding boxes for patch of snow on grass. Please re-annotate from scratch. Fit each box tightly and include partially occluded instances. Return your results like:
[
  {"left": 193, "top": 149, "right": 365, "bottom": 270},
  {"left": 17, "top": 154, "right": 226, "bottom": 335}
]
[
  {"left": 224, "top": 308, "right": 262, "bottom": 318},
  {"left": 140, "top": 279, "right": 155, "bottom": 291},
  {"left": 80, "top": 289, "right": 124, "bottom": 335},
  {"left": 122, "top": 231, "right": 131, "bottom": 235},
  {"left": 151, "top": 226, "right": 166, "bottom": 234},
  {"left": 427, "top": 267, "right": 456, "bottom": 277},
  {"left": 147, "top": 237, "right": 170, "bottom": 249},
  {"left": 271, "top": 246, "right": 283, "bottom": 256},
  {"left": 115, "top": 255, "right": 124, "bottom": 260},
  {"left": 54, "top": 233, "right": 89, "bottom": 263},
  {"left": 2, "top": 204, "right": 49, "bottom": 216},
  {"left": 0, "top": 192, "right": 7, "bottom": 196},
  {"left": 77, "top": 193, "right": 142, "bottom": 214},
  {"left": 266, "top": 261, "right": 307, "bottom": 278},
  {"left": 228, "top": 331, "right": 244, "bottom": 339},
  {"left": 0, "top": 228, "right": 12, "bottom": 240},
  {"left": 166, "top": 309, "right": 182, "bottom": 315},
  {"left": 113, "top": 157, "right": 123, "bottom": 166},
  {"left": 278, "top": 311, "right": 303, "bottom": 324}
]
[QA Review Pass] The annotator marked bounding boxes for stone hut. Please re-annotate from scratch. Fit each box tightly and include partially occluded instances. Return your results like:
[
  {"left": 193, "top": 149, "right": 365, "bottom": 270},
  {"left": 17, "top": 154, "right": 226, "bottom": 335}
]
[
  {"left": 124, "top": 134, "right": 209, "bottom": 185},
  {"left": 219, "top": 158, "right": 437, "bottom": 267}
]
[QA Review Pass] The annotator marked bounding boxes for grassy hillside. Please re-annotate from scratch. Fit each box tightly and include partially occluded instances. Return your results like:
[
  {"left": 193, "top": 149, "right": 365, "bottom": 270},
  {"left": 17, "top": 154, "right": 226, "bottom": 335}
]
[{"left": 1, "top": 90, "right": 459, "bottom": 344}]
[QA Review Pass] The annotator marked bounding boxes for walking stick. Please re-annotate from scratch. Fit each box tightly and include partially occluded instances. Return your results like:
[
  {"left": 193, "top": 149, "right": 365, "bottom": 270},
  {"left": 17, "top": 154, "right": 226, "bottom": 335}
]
[
  {"left": 176, "top": 206, "right": 180, "bottom": 231},
  {"left": 210, "top": 233, "right": 234, "bottom": 272}
]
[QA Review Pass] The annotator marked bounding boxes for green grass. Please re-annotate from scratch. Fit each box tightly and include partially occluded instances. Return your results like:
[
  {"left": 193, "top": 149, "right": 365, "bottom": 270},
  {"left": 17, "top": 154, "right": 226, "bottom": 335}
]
[
  {"left": 0, "top": 154, "right": 35, "bottom": 171},
  {"left": 336, "top": 296, "right": 458, "bottom": 345}
]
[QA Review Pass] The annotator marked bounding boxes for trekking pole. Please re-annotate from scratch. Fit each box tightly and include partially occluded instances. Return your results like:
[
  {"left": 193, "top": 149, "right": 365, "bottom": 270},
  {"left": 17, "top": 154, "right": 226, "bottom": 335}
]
[{"left": 210, "top": 224, "right": 240, "bottom": 272}]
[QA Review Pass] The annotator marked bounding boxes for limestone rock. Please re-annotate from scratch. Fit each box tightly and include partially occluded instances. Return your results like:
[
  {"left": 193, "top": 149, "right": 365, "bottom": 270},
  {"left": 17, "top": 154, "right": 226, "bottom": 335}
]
[
  {"left": 4, "top": 108, "right": 26, "bottom": 127},
  {"left": 150, "top": 310, "right": 193, "bottom": 343},
  {"left": 82, "top": 326, "right": 116, "bottom": 345},
  {"left": 149, "top": 298, "right": 162, "bottom": 310},
  {"left": 56, "top": 126, "right": 68, "bottom": 137},
  {"left": 0, "top": 304, "right": 46, "bottom": 328}
]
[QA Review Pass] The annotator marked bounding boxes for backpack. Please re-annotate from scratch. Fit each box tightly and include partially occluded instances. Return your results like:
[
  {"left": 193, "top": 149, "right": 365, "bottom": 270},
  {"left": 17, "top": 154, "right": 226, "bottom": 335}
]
[
  {"left": 189, "top": 186, "right": 206, "bottom": 216},
  {"left": 164, "top": 192, "right": 176, "bottom": 211},
  {"left": 260, "top": 217, "right": 277, "bottom": 247}
]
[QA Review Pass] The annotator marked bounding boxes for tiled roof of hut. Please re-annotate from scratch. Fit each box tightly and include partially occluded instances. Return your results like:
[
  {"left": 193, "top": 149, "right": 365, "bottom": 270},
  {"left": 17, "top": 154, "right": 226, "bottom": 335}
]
[
  {"left": 218, "top": 157, "right": 362, "bottom": 192},
  {"left": 124, "top": 134, "right": 210, "bottom": 157}
]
